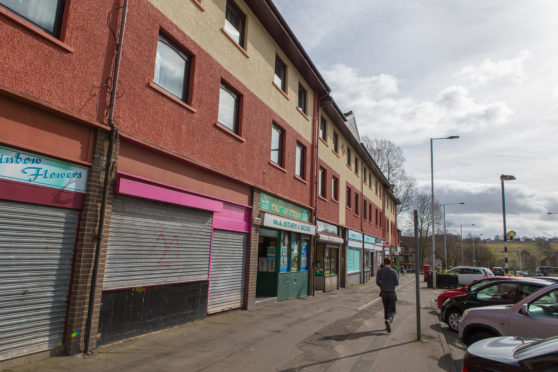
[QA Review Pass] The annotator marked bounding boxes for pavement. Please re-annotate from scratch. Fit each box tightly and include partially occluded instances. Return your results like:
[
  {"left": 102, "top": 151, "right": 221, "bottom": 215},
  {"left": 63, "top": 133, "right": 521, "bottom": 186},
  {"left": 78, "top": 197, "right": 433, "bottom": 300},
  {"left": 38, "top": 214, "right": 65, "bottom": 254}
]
[{"left": 2, "top": 275, "right": 462, "bottom": 372}]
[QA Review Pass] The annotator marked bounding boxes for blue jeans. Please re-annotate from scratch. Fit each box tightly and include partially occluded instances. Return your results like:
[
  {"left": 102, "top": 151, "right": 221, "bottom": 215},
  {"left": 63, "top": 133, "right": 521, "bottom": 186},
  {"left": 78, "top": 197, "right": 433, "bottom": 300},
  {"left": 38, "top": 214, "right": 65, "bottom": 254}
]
[{"left": 381, "top": 291, "right": 396, "bottom": 320}]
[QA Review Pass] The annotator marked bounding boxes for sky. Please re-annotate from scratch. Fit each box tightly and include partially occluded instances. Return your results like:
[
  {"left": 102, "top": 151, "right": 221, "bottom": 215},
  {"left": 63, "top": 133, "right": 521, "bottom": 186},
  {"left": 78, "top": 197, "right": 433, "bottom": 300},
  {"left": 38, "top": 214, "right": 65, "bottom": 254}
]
[{"left": 274, "top": 0, "right": 558, "bottom": 240}]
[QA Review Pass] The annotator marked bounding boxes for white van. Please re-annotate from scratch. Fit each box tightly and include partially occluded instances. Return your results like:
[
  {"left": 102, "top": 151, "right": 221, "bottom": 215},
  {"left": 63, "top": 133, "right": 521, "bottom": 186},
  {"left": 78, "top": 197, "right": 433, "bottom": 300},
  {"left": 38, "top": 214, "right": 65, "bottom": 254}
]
[{"left": 447, "top": 266, "right": 494, "bottom": 285}]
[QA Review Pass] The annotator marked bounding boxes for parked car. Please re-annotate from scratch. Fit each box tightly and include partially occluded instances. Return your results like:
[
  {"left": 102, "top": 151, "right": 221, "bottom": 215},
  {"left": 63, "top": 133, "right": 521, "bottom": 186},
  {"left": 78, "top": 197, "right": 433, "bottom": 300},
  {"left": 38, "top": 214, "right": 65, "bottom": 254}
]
[
  {"left": 462, "top": 336, "right": 558, "bottom": 371},
  {"left": 446, "top": 266, "right": 494, "bottom": 285},
  {"left": 492, "top": 266, "right": 505, "bottom": 276},
  {"left": 459, "top": 283, "right": 558, "bottom": 345},
  {"left": 441, "top": 278, "right": 553, "bottom": 332},
  {"left": 534, "top": 276, "right": 558, "bottom": 283},
  {"left": 436, "top": 276, "right": 517, "bottom": 309}
]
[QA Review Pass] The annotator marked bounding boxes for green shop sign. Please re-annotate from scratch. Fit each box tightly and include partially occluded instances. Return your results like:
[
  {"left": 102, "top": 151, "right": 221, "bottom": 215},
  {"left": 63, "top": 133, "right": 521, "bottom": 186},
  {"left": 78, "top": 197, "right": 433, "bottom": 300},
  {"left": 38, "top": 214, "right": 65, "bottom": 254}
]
[
  {"left": 263, "top": 213, "right": 316, "bottom": 235},
  {"left": 260, "top": 192, "right": 309, "bottom": 222},
  {"left": 364, "top": 235, "right": 376, "bottom": 244},
  {"left": 348, "top": 229, "right": 363, "bottom": 242}
]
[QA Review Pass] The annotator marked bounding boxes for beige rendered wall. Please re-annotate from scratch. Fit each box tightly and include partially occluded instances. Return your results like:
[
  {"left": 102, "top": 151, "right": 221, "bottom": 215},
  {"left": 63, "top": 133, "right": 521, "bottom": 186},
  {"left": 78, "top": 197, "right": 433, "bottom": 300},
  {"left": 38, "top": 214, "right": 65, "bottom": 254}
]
[{"left": 148, "top": 0, "right": 314, "bottom": 142}]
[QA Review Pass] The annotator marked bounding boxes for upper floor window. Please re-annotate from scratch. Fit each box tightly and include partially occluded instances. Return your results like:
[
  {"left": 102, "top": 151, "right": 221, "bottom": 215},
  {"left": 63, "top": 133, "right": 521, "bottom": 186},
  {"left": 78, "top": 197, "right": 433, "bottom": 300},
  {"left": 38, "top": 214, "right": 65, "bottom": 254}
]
[
  {"left": 224, "top": 0, "right": 245, "bottom": 46},
  {"left": 347, "top": 148, "right": 352, "bottom": 167},
  {"left": 355, "top": 157, "right": 359, "bottom": 175},
  {"left": 368, "top": 204, "right": 372, "bottom": 221},
  {"left": 363, "top": 168, "right": 367, "bottom": 184},
  {"left": 297, "top": 84, "right": 307, "bottom": 114},
  {"left": 319, "top": 116, "right": 327, "bottom": 142},
  {"left": 333, "top": 132, "right": 339, "bottom": 153},
  {"left": 363, "top": 200, "right": 367, "bottom": 220},
  {"left": 154, "top": 34, "right": 191, "bottom": 102},
  {"left": 355, "top": 194, "right": 359, "bottom": 215},
  {"left": 1, "top": 0, "right": 65, "bottom": 36},
  {"left": 218, "top": 83, "right": 240, "bottom": 133},
  {"left": 346, "top": 187, "right": 351, "bottom": 208},
  {"left": 274, "top": 55, "right": 287, "bottom": 92},
  {"left": 295, "top": 142, "right": 306, "bottom": 179},
  {"left": 369, "top": 173, "right": 372, "bottom": 187},
  {"left": 270, "top": 123, "right": 284, "bottom": 167},
  {"left": 332, "top": 176, "right": 339, "bottom": 201},
  {"left": 318, "top": 167, "right": 326, "bottom": 198}
]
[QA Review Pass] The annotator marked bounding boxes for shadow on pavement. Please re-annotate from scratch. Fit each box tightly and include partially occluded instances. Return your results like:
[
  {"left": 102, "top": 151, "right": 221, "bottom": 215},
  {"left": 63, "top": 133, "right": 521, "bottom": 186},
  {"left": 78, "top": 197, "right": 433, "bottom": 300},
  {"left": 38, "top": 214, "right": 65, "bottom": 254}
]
[
  {"left": 278, "top": 340, "right": 416, "bottom": 372},
  {"left": 320, "top": 329, "right": 387, "bottom": 341}
]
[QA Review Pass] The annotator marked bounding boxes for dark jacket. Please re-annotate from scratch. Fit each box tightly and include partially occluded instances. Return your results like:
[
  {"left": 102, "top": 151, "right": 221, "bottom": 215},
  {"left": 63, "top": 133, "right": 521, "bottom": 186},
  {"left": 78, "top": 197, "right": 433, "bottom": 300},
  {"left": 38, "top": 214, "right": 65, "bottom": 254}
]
[{"left": 376, "top": 266, "right": 399, "bottom": 293}]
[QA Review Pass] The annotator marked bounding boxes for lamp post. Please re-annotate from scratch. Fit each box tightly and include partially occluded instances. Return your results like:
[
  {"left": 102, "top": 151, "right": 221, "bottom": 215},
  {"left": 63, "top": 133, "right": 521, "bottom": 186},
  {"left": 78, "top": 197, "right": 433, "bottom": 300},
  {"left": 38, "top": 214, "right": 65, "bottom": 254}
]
[
  {"left": 501, "top": 174, "right": 516, "bottom": 274},
  {"left": 430, "top": 135, "right": 459, "bottom": 288},
  {"left": 443, "top": 202, "right": 465, "bottom": 269}
]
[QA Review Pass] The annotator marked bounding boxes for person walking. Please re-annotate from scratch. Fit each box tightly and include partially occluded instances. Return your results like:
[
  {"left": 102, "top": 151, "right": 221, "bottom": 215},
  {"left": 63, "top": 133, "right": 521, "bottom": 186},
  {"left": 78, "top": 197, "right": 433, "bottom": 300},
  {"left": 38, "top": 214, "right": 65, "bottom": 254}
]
[{"left": 376, "top": 257, "right": 399, "bottom": 333}]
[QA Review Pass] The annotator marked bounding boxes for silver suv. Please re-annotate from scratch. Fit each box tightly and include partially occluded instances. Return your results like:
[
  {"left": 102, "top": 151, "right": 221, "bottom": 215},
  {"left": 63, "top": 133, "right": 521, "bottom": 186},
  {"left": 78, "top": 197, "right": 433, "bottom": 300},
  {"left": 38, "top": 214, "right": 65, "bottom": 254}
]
[
  {"left": 459, "top": 283, "right": 558, "bottom": 345},
  {"left": 447, "top": 266, "right": 494, "bottom": 285}
]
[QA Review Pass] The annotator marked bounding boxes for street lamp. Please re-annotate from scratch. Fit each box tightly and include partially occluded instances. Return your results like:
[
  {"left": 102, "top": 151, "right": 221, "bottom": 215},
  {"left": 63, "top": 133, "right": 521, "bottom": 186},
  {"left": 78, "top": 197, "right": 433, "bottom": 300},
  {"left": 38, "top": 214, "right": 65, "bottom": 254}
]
[
  {"left": 430, "top": 135, "right": 459, "bottom": 288},
  {"left": 443, "top": 202, "right": 465, "bottom": 269},
  {"left": 501, "top": 174, "right": 516, "bottom": 274}
]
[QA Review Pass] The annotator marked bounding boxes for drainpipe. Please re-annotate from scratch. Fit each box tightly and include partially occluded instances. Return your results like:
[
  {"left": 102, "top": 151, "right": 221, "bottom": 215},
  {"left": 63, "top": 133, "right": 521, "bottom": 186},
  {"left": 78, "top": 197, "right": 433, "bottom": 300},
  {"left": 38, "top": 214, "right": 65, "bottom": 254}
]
[
  {"left": 360, "top": 159, "right": 364, "bottom": 284},
  {"left": 84, "top": 0, "right": 128, "bottom": 355}
]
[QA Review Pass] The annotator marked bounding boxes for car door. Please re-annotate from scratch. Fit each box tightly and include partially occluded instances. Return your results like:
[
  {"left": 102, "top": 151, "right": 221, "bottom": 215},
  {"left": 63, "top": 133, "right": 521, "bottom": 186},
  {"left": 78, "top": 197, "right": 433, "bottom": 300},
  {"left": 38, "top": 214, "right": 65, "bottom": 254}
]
[{"left": 508, "top": 287, "right": 558, "bottom": 339}]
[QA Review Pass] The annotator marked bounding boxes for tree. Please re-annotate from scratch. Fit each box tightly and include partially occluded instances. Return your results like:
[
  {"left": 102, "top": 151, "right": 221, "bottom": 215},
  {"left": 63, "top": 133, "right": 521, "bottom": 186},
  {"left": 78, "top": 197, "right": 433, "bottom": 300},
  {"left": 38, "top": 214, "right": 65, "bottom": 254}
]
[
  {"left": 362, "top": 137, "right": 415, "bottom": 215},
  {"left": 405, "top": 192, "right": 443, "bottom": 267}
]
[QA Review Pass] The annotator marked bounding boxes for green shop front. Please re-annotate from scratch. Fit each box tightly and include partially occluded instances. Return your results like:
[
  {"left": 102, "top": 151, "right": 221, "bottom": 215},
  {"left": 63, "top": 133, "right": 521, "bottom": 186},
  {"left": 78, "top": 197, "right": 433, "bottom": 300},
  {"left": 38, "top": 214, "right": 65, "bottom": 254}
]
[
  {"left": 363, "top": 235, "right": 375, "bottom": 281},
  {"left": 346, "top": 230, "right": 363, "bottom": 286},
  {"left": 314, "top": 220, "right": 343, "bottom": 292},
  {"left": 256, "top": 193, "right": 315, "bottom": 301}
]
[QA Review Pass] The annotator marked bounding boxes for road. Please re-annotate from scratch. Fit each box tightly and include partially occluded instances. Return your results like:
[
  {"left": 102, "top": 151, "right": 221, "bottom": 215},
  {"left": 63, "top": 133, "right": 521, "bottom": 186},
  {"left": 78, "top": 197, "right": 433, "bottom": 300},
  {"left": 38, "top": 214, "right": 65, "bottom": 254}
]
[{"left": 3, "top": 276, "right": 464, "bottom": 372}]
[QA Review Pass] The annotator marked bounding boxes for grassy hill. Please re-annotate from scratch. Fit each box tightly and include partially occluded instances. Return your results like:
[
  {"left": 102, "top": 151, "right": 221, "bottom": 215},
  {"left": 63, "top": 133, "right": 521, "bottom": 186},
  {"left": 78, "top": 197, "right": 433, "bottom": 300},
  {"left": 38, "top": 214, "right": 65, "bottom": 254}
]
[{"left": 482, "top": 241, "right": 558, "bottom": 273}]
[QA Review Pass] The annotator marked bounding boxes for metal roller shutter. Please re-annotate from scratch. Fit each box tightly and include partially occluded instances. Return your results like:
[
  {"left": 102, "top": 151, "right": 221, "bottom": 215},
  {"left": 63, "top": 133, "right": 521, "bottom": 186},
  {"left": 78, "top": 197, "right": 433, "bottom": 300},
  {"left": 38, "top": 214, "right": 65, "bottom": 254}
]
[
  {"left": 0, "top": 200, "right": 78, "bottom": 361},
  {"left": 208, "top": 230, "right": 246, "bottom": 314},
  {"left": 104, "top": 196, "right": 213, "bottom": 290}
]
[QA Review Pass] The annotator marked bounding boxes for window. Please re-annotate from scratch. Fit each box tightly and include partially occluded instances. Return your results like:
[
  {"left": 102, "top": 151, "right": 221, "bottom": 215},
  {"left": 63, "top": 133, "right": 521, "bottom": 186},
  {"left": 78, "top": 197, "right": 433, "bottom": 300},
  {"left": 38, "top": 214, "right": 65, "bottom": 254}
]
[
  {"left": 295, "top": 143, "right": 306, "bottom": 179},
  {"left": 274, "top": 55, "right": 287, "bottom": 92},
  {"left": 355, "top": 157, "right": 359, "bottom": 175},
  {"left": 218, "top": 83, "right": 240, "bottom": 133},
  {"left": 364, "top": 200, "right": 367, "bottom": 220},
  {"left": 297, "top": 84, "right": 307, "bottom": 114},
  {"left": 363, "top": 168, "right": 367, "bottom": 184},
  {"left": 270, "top": 123, "right": 284, "bottom": 166},
  {"left": 319, "top": 116, "right": 327, "bottom": 142},
  {"left": 528, "top": 289, "right": 558, "bottom": 318},
  {"left": 154, "top": 34, "right": 191, "bottom": 101},
  {"left": 1, "top": 0, "right": 65, "bottom": 36},
  {"left": 333, "top": 132, "right": 339, "bottom": 153},
  {"left": 355, "top": 194, "right": 359, "bottom": 215},
  {"left": 346, "top": 187, "right": 351, "bottom": 208},
  {"left": 375, "top": 209, "right": 378, "bottom": 225},
  {"left": 368, "top": 204, "right": 372, "bottom": 221},
  {"left": 224, "top": 0, "right": 245, "bottom": 46},
  {"left": 278, "top": 232, "right": 309, "bottom": 273},
  {"left": 347, "top": 248, "right": 361, "bottom": 273},
  {"left": 347, "top": 148, "right": 352, "bottom": 167},
  {"left": 369, "top": 173, "right": 372, "bottom": 187},
  {"left": 318, "top": 167, "right": 326, "bottom": 198},
  {"left": 331, "top": 176, "right": 339, "bottom": 201}
]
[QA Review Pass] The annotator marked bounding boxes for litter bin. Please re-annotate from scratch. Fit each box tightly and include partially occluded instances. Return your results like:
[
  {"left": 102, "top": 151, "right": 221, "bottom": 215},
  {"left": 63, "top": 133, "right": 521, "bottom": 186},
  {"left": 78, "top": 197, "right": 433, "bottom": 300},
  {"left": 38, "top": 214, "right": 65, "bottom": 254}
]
[{"left": 423, "top": 264, "right": 431, "bottom": 282}]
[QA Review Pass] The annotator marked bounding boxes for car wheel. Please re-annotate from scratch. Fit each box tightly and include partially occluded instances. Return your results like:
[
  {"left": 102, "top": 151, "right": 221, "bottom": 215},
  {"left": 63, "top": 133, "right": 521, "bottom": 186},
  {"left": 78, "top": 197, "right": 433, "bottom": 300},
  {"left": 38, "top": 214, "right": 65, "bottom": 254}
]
[
  {"left": 446, "top": 309, "right": 462, "bottom": 332},
  {"left": 466, "top": 331, "right": 497, "bottom": 346}
]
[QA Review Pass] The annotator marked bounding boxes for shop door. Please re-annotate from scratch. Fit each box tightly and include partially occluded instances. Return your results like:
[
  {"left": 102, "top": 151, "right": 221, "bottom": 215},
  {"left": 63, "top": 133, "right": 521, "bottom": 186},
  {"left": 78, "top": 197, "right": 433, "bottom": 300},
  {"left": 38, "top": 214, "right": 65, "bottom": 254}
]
[
  {"left": 208, "top": 230, "right": 246, "bottom": 313},
  {"left": 104, "top": 196, "right": 213, "bottom": 290},
  {"left": 0, "top": 200, "right": 79, "bottom": 361}
]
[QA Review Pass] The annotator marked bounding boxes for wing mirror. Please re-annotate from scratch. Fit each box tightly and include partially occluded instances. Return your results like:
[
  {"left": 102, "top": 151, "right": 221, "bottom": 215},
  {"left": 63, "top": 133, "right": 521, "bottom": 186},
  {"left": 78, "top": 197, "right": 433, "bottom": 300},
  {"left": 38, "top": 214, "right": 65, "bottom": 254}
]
[{"left": 521, "top": 303, "right": 529, "bottom": 315}]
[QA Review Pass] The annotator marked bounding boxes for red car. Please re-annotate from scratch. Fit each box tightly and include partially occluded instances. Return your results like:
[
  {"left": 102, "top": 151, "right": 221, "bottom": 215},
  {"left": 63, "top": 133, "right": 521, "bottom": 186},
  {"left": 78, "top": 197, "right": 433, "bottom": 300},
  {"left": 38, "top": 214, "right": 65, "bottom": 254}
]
[{"left": 436, "top": 276, "right": 515, "bottom": 309}]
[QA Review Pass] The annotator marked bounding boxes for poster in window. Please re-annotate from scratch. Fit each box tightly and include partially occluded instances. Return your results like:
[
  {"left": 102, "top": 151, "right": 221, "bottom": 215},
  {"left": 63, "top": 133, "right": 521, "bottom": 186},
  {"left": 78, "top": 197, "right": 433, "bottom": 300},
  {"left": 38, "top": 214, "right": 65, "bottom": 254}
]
[
  {"left": 301, "top": 239, "right": 309, "bottom": 271},
  {"left": 267, "top": 241, "right": 276, "bottom": 272},
  {"left": 280, "top": 232, "right": 289, "bottom": 272},
  {"left": 290, "top": 233, "right": 299, "bottom": 272}
]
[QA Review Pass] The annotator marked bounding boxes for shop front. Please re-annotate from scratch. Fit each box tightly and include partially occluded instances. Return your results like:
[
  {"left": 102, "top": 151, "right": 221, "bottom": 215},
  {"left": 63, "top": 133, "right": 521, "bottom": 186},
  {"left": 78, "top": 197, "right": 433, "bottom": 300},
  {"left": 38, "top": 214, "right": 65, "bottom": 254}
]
[
  {"left": 346, "top": 230, "right": 363, "bottom": 286},
  {"left": 363, "top": 235, "right": 375, "bottom": 281},
  {"left": 374, "top": 238, "right": 385, "bottom": 273},
  {"left": 256, "top": 193, "right": 314, "bottom": 301},
  {"left": 0, "top": 145, "right": 88, "bottom": 361},
  {"left": 314, "top": 220, "right": 343, "bottom": 292}
]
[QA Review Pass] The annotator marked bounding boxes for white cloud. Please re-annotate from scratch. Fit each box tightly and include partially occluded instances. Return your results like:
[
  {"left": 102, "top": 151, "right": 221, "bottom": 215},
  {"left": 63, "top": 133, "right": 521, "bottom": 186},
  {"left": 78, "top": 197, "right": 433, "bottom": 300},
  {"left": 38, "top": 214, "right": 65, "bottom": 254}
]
[
  {"left": 322, "top": 64, "right": 514, "bottom": 144},
  {"left": 455, "top": 51, "right": 532, "bottom": 86}
]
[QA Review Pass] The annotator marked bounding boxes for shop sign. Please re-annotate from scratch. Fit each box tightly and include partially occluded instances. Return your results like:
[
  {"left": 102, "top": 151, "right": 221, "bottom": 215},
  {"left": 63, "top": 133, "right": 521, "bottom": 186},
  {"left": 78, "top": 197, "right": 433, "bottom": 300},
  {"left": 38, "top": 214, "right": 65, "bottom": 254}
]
[
  {"left": 263, "top": 213, "right": 315, "bottom": 235},
  {"left": 375, "top": 238, "right": 384, "bottom": 245},
  {"left": 364, "top": 235, "right": 376, "bottom": 244},
  {"left": 260, "top": 192, "right": 309, "bottom": 222},
  {"left": 317, "top": 234, "right": 344, "bottom": 244},
  {"left": 348, "top": 229, "right": 363, "bottom": 242},
  {"left": 0, "top": 145, "right": 88, "bottom": 193},
  {"left": 317, "top": 220, "right": 338, "bottom": 235}
]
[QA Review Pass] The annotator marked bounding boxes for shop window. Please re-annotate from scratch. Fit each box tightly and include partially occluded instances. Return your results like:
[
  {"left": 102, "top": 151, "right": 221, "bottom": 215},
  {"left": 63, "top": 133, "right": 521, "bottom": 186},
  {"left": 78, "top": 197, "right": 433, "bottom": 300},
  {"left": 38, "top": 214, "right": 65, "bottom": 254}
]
[
  {"left": 318, "top": 167, "right": 326, "bottom": 198},
  {"left": 279, "top": 232, "right": 308, "bottom": 273},
  {"left": 2, "top": 0, "right": 65, "bottom": 36},
  {"left": 295, "top": 142, "right": 306, "bottom": 179},
  {"left": 224, "top": 0, "right": 245, "bottom": 47},
  {"left": 154, "top": 34, "right": 192, "bottom": 102},
  {"left": 270, "top": 123, "right": 284, "bottom": 167},
  {"left": 319, "top": 116, "right": 327, "bottom": 142},
  {"left": 315, "top": 244, "right": 338, "bottom": 276},
  {"left": 218, "top": 83, "right": 240, "bottom": 133},
  {"left": 297, "top": 83, "right": 307, "bottom": 114},
  {"left": 274, "top": 55, "right": 287, "bottom": 92},
  {"left": 333, "top": 132, "right": 339, "bottom": 153},
  {"left": 331, "top": 176, "right": 339, "bottom": 201},
  {"left": 347, "top": 248, "right": 361, "bottom": 273},
  {"left": 258, "top": 234, "right": 277, "bottom": 273}
]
